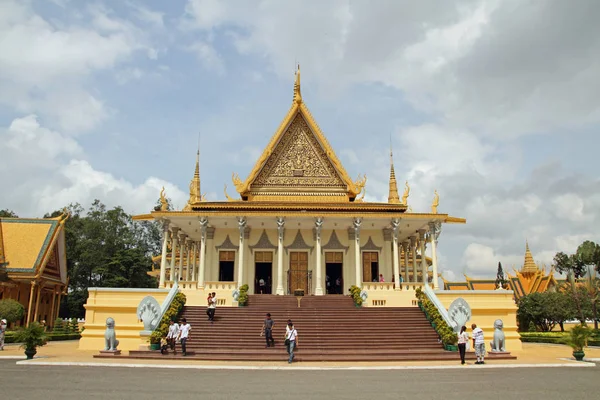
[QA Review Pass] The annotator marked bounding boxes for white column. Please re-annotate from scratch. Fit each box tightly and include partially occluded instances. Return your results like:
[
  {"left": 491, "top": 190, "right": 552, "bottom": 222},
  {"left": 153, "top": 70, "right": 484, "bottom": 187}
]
[
  {"left": 276, "top": 217, "right": 285, "bottom": 295},
  {"left": 198, "top": 217, "right": 208, "bottom": 288},
  {"left": 429, "top": 222, "right": 440, "bottom": 290},
  {"left": 420, "top": 230, "right": 428, "bottom": 286},
  {"left": 391, "top": 219, "right": 400, "bottom": 291},
  {"left": 159, "top": 220, "right": 170, "bottom": 288},
  {"left": 403, "top": 241, "right": 410, "bottom": 284},
  {"left": 185, "top": 238, "right": 191, "bottom": 281},
  {"left": 191, "top": 242, "right": 197, "bottom": 281},
  {"left": 206, "top": 227, "right": 215, "bottom": 282},
  {"left": 178, "top": 232, "right": 186, "bottom": 281},
  {"left": 411, "top": 236, "right": 418, "bottom": 283},
  {"left": 314, "top": 217, "right": 324, "bottom": 295},
  {"left": 170, "top": 228, "right": 179, "bottom": 282},
  {"left": 237, "top": 217, "right": 247, "bottom": 288},
  {"left": 353, "top": 218, "right": 362, "bottom": 288}
]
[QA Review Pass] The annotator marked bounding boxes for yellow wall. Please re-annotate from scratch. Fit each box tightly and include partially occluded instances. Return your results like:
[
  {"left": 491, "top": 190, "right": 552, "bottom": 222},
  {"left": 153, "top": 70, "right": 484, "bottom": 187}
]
[
  {"left": 436, "top": 290, "right": 522, "bottom": 352},
  {"left": 79, "top": 288, "right": 170, "bottom": 351}
]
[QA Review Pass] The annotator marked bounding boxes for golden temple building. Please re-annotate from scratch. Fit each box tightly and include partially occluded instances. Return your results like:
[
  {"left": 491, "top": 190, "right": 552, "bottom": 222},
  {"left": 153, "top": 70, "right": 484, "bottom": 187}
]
[
  {"left": 135, "top": 66, "right": 466, "bottom": 297},
  {"left": 0, "top": 214, "right": 69, "bottom": 327},
  {"left": 442, "top": 242, "right": 558, "bottom": 301}
]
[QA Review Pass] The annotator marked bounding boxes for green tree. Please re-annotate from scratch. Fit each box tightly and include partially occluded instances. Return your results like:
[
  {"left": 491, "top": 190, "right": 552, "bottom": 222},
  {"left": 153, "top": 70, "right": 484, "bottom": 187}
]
[
  {"left": 46, "top": 200, "right": 159, "bottom": 318},
  {"left": 544, "top": 291, "right": 577, "bottom": 332},
  {"left": 0, "top": 299, "right": 26, "bottom": 324},
  {"left": 0, "top": 209, "right": 18, "bottom": 218},
  {"left": 576, "top": 241, "right": 600, "bottom": 329}
]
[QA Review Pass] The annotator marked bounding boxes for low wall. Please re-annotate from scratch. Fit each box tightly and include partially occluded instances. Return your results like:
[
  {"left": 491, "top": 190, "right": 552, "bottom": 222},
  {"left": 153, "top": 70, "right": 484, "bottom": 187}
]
[
  {"left": 79, "top": 288, "right": 170, "bottom": 351},
  {"left": 361, "top": 282, "right": 419, "bottom": 307},
  {"left": 435, "top": 290, "right": 522, "bottom": 352}
]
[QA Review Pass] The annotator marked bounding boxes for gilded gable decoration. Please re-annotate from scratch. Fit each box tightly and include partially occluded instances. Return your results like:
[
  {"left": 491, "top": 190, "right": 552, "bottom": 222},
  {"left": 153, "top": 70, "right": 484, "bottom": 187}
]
[
  {"left": 249, "top": 230, "right": 278, "bottom": 254},
  {"left": 360, "top": 237, "right": 383, "bottom": 252},
  {"left": 234, "top": 68, "right": 363, "bottom": 202},
  {"left": 321, "top": 231, "right": 349, "bottom": 254},
  {"left": 285, "top": 231, "right": 314, "bottom": 254},
  {"left": 214, "top": 235, "right": 239, "bottom": 252}
]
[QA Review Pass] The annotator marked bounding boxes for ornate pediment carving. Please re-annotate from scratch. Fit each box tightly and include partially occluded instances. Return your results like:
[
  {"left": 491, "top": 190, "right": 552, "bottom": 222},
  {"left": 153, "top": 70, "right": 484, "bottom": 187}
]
[{"left": 250, "top": 113, "right": 347, "bottom": 195}]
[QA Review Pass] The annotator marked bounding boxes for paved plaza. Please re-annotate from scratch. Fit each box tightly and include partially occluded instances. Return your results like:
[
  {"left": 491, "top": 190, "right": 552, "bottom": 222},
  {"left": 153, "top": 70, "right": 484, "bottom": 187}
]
[{"left": 1, "top": 359, "right": 599, "bottom": 400}]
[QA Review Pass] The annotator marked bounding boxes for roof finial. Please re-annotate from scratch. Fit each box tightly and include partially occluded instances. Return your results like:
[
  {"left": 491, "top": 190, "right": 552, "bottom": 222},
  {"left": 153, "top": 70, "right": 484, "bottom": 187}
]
[
  {"left": 431, "top": 190, "right": 439, "bottom": 213},
  {"left": 388, "top": 136, "right": 400, "bottom": 204},
  {"left": 184, "top": 135, "right": 202, "bottom": 209},
  {"left": 293, "top": 63, "right": 302, "bottom": 104}
]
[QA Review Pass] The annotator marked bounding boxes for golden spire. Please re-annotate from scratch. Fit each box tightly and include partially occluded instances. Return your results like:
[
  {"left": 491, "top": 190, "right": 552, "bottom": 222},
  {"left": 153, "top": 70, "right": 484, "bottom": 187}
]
[
  {"left": 293, "top": 63, "right": 302, "bottom": 104},
  {"left": 185, "top": 147, "right": 202, "bottom": 210},
  {"left": 522, "top": 241, "right": 538, "bottom": 274},
  {"left": 387, "top": 143, "right": 400, "bottom": 204}
]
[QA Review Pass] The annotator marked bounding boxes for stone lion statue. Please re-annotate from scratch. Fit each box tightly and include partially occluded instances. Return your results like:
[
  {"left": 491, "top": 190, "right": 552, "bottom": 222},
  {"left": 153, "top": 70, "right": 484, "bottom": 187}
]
[
  {"left": 104, "top": 317, "right": 119, "bottom": 351},
  {"left": 490, "top": 319, "right": 506, "bottom": 352}
]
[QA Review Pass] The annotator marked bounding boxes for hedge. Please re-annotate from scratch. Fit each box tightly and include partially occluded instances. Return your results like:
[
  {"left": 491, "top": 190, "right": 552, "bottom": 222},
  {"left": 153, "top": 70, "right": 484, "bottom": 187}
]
[
  {"left": 149, "top": 292, "right": 187, "bottom": 343},
  {"left": 519, "top": 331, "right": 600, "bottom": 346},
  {"left": 3, "top": 331, "right": 81, "bottom": 344}
]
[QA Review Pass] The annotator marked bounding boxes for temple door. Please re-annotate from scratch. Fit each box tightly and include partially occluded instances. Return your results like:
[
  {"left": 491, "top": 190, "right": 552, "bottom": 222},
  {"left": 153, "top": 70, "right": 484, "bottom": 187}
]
[
  {"left": 289, "top": 251, "right": 308, "bottom": 294},
  {"left": 363, "top": 252, "right": 378, "bottom": 282}
]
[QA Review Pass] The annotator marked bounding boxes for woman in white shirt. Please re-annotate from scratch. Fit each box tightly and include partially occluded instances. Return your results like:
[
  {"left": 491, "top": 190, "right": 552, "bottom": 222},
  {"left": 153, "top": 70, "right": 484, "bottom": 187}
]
[{"left": 457, "top": 326, "right": 469, "bottom": 365}]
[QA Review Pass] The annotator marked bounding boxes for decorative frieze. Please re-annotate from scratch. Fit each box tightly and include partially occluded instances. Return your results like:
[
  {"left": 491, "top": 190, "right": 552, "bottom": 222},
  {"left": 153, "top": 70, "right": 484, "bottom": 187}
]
[
  {"left": 215, "top": 234, "right": 239, "bottom": 251},
  {"left": 360, "top": 237, "right": 382, "bottom": 252},
  {"left": 285, "top": 230, "right": 314, "bottom": 254},
  {"left": 322, "top": 230, "right": 349, "bottom": 254},
  {"left": 249, "top": 230, "right": 278, "bottom": 254}
]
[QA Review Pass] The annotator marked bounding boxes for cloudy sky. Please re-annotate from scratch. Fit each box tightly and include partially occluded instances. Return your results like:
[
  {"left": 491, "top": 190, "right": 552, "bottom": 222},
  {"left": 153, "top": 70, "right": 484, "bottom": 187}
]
[{"left": 1, "top": 0, "right": 599, "bottom": 280}]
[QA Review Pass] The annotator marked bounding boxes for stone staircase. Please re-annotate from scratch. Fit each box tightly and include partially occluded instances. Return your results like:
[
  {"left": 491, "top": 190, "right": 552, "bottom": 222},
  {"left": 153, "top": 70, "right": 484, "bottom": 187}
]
[{"left": 126, "top": 295, "right": 516, "bottom": 362}]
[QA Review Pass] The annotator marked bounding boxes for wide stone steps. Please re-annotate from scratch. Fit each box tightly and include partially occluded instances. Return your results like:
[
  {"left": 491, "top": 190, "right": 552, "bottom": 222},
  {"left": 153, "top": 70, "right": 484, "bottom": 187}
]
[{"left": 116, "top": 295, "right": 516, "bottom": 362}]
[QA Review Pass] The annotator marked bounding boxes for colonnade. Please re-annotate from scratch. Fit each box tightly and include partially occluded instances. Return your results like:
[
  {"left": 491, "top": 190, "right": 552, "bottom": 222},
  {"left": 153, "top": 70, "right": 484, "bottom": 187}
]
[{"left": 157, "top": 217, "right": 441, "bottom": 293}]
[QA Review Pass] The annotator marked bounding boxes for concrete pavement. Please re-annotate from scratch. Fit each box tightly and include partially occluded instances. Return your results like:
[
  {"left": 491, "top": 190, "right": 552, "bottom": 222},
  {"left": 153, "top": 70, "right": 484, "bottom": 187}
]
[{"left": 1, "top": 359, "right": 599, "bottom": 400}]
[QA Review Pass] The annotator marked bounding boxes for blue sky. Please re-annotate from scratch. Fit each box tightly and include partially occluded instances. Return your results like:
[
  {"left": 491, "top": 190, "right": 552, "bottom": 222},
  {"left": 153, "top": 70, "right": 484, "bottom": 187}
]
[{"left": 1, "top": 0, "right": 599, "bottom": 280}]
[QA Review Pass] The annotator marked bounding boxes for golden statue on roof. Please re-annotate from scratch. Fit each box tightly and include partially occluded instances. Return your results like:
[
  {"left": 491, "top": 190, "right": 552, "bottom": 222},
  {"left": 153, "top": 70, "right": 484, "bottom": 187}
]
[
  {"left": 159, "top": 187, "right": 169, "bottom": 211},
  {"left": 431, "top": 190, "right": 439, "bottom": 214}
]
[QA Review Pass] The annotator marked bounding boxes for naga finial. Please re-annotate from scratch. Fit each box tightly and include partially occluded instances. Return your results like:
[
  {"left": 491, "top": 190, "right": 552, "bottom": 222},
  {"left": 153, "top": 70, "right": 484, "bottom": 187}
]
[
  {"left": 354, "top": 174, "right": 367, "bottom": 192},
  {"left": 224, "top": 184, "right": 236, "bottom": 202},
  {"left": 232, "top": 172, "right": 244, "bottom": 192},
  {"left": 431, "top": 189, "right": 439, "bottom": 214},
  {"left": 159, "top": 187, "right": 169, "bottom": 211},
  {"left": 402, "top": 181, "right": 410, "bottom": 205}
]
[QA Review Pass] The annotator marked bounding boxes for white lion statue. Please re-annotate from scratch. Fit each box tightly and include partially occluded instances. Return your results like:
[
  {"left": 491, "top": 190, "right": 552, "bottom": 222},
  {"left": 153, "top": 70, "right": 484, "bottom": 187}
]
[
  {"left": 104, "top": 317, "right": 119, "bottom": 351},
  {"left": 489, "top": 319, "right": 506, "bottom": 352}
]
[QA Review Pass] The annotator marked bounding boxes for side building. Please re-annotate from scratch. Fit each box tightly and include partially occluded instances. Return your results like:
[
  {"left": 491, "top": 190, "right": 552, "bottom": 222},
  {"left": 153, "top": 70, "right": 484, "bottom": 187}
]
[{"left": 0, "top": 214, "right": 69, "bottom": 327}]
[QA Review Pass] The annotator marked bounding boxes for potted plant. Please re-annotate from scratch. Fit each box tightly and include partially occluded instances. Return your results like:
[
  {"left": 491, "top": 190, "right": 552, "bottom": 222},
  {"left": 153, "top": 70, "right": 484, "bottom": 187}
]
[
  {"left": 149, "top": 331, "right": 162, "bottom": 351},
  {"left": 568, "top": 324, "right": 592, "bottom": 361},
  {"left": 238, "top": 284, "right": 249, "bottom": 307},
  {"left": 15, "top": 322, "right": 48, "bottom": 359}
]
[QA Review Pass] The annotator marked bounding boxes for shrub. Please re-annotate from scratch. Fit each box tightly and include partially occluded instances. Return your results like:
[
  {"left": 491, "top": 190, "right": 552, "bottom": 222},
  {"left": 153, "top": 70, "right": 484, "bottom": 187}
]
[
  {"left": 150, "top": 292, "right": 187, "bottom": 344},
  {"left": 238, "top": 284, "right": 249, "bottom": 306},
  {"left": 0, "top": 299, "right": 25, "bottom": 324},
  {"left": 53, "top": 318, "right": 65, "bottom": 334},
  {"left": 568, "top": 324, "right": 592, "bottom": 352},
  {"left": 349, "top": 285, "right": 363, "bottom": 306},
  {"left": 70, "top": 318, "right": 79, "bottom": 334},
  {"left": 415, "top": 289, "right": 457, "bottom": 346}
]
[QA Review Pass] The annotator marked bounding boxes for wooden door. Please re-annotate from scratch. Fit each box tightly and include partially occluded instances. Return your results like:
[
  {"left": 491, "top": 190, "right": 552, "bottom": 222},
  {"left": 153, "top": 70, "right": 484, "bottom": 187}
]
[
  {"left": 362, "top": 252, "right": 378, "bottom": 282},
  {"left": 289, "top": 251, "right": 308, "bottom": 294}
]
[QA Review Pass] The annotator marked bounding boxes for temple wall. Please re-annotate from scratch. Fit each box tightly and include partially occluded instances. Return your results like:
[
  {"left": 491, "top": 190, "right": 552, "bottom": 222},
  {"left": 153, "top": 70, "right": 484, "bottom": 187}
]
[
  {"left": 79, "top": 288, "right": 170, "bottom": 351},
  {"left": 0, "top": 282, "right": 62, "bottom": 328},
  {"left": 435, "top": 290, "right": 522, "bottom": 352}
]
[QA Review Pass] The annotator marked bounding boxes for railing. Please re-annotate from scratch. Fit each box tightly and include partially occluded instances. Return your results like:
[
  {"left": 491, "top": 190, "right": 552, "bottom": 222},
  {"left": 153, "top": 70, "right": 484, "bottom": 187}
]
[
  {"left": 423, "top": 284, "right": 454, "bottom": 328},
  {"left": 204, "top": 281, "right": 237, "bottom": 291},
  {"left": 362, "top": 282, "right": 395, "bottom": 291},
  {"left": 372, "top": 299, "right": 387, "bottom": 306},
  {"left": 401, "top": 282, "right": 425, "bottom": 291},
  {"left": 165, "top": 280, "right": 196, "bottom": 289}
]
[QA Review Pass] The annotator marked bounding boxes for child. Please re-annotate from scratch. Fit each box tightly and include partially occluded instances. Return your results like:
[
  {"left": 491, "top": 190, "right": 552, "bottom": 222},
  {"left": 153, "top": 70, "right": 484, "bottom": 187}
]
[{"left": 160, "top": 336, "right": 169, "bottom": 355}]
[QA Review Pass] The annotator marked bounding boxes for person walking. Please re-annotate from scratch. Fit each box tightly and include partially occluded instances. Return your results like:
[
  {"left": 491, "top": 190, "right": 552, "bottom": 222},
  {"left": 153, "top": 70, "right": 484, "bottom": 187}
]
[
  {"left": 166, "top": 319, "right": 179, "bottom": 354},
  {"left": 0, "top": 318, "right": 7, "bottom": 351},
  {"left": 262, "top": 313, "right": 275, "bottom": 348},
  {"left": 471, "top": 323, "right": 485, "bottom": 364},
  {"left": 457, "top": 326, "right": 469, "bottom": 365},
  {"left": 206, "top": 293, "right": 213, "bottom": 320},
  {"left": 208, "top": 292, "right": 217, "bottom": 322},
  {"left": 178, "top": 318, "right": 191, "bottom": 356},
  {"left": 285, "top": 321, "right": 298, "bottom": 364}
]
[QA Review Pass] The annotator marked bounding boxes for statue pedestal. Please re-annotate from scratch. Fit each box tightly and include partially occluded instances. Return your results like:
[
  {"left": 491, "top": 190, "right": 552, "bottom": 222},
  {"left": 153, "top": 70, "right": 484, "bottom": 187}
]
[
  {"left": 97, "top": 350, "right": 121, "bottom": 356},
  {"left": 139, "top": 330, "right": 152, "bottom": 350}
]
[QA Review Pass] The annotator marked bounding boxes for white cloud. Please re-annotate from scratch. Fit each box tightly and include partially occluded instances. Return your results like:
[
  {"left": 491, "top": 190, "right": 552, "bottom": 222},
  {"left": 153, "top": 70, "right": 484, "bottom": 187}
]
[
  {"left": 0, "top": 115, "right": 186, "bottom": 217},
  {"left": 186, "top": 40, "right": 225, "bottom": 74}
]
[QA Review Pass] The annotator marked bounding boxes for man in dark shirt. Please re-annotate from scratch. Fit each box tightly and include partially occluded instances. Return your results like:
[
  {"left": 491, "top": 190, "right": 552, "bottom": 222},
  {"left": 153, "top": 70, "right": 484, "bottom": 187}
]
[{"left": 262, "top": 313, "right": 275, "bottom": 348}]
